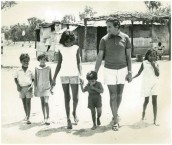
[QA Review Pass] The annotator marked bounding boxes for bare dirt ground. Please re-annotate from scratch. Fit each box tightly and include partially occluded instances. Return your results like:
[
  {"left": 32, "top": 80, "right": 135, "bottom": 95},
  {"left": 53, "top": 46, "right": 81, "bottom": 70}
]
[{"left": 1, "top": 45, "right": 171, "bottom": 144}]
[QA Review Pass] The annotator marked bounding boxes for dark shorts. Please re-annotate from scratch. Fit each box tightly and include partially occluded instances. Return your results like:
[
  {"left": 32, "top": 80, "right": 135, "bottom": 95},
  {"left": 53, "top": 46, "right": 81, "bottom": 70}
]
[{"left": 88, "top": 95, "right": 102, "bottom": 109}]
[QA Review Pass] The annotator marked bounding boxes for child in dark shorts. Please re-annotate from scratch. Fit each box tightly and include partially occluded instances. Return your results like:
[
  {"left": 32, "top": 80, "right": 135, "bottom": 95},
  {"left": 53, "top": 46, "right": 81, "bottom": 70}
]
[{"left": 80, "top": 71, "right": 104, "bottom": 130}]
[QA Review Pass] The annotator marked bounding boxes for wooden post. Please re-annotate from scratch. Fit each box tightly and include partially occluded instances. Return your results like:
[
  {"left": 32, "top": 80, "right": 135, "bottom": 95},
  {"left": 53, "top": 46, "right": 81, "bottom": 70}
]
[
  {"left": 83, "top": 18, "right": 88, "bottom": 62},
  {"left": 131, "top": 20, "right": 134, "bottom": 57},
  {"left": 168, "top": 17, "right": 171, "bottom": 60}
]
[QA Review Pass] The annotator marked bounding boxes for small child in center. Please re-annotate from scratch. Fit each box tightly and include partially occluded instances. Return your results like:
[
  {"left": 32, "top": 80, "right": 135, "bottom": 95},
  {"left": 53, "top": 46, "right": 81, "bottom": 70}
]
[{"left": 80, "top": 71, "right": 104, "bottom": 130}]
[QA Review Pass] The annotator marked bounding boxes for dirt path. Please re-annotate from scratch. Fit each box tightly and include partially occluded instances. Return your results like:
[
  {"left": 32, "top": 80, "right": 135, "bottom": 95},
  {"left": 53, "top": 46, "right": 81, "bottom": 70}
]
[{"left": 1, "top": 46, "right": 171, "bottom": 144}]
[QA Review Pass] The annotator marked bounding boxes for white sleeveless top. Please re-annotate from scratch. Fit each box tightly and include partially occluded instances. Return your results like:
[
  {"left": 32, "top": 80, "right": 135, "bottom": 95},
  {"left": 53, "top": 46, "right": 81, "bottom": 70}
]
[{"left": 58, "top": 45, "right": 79, "bottom": 76}]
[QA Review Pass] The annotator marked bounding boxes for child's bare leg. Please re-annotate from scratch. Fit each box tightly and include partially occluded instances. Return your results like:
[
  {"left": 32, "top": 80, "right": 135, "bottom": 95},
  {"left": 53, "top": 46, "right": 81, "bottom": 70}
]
[
  {"left": 71, "top": 84, "right": 79, "bottom": 123},
  {"left": 26, "top": 98, "right": 31, "bottom": 120},
  {"left": 22, "top": 98, "right": 27, "bottom": 117},
  {"left": 152, "top": 95, "right": 159, "bottom": 125},
  {"left": 40, "top": 97, "right": 46, "bottom": 120},
  {"left": 142, "top": 97, "right": 149, "bottom": 120},
  {"left": 96, "top": 107, "right": 102, "bottom": 125},
  {"left": 90, "top": 108, "right": 96, "bottom": 130},
  {"left": 62, "top": 84, "right": 71, "bottom": 120}
]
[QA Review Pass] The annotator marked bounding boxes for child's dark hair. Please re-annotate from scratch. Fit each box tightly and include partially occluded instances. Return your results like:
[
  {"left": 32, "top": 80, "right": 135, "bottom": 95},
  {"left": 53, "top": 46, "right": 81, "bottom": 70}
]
[
  {"left": 158, "top": 42, "right": 162, "bottom": 47},
  {"left": 37, "top": 54, "right": 48, "bottom": 61},
  {"left": 86, "top": 71, "right": 97, "bottom": 80},
  {"left": 144, "top": 49, "right": 158, "bottom": 61},
  {"left": 19, "top": 53, "right": 30, "bottom": 62},
  {"left": 59, "top": 30, "right": 75, "bottom": 45},
  {"left": 106, "top": 17, "right": 120, "bottom": 29}
]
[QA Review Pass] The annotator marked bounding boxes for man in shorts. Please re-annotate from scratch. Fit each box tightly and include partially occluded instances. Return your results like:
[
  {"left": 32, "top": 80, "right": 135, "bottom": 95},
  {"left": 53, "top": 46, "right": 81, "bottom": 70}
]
[{"left": 95, "top": 17, "right": 132, "bottom": 131}]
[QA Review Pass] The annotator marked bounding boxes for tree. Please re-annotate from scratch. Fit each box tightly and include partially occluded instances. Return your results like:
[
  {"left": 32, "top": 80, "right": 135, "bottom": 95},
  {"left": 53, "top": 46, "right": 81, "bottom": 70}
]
[
  {"left": 61, "top": 14, "right": 76, "bottom": 24},
  {"left": 144, "top": 1, "right": 161, "bottom": 12},
  {"left": 1, "top": 1, "right": 17, "bottom": 10},
  {"left": 79, "top": 6, "right": 97, "bottom": 20}
]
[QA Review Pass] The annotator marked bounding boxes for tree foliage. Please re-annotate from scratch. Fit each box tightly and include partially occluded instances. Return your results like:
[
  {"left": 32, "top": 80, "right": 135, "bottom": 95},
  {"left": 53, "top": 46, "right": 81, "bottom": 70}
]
[
  {"left": 2, "top": 17, "right": 44, "bottom": 42},
  {"left": 144, "top": 1, "right": 161, "bottom": 12},
  {"left": 1, "top": 1, "right": 17, "bottom": 10},
  {"left": 79, "top": 6, "right": 97, "bottom": 20},
  {"left": 61, "top": 14, "right": 76, "bottom": 24}
]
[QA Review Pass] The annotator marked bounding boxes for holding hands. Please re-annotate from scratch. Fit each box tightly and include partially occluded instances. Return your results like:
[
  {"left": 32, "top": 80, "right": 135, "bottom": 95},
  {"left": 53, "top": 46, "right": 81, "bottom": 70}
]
[{"left": 126, "top": 72, "right": 132, "bottom": 83}]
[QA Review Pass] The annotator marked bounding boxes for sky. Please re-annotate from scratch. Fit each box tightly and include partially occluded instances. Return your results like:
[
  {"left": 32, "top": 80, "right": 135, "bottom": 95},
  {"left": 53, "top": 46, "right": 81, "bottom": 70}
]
[{"left": 1, "top": 0, "right": 171, "bottom": 27}]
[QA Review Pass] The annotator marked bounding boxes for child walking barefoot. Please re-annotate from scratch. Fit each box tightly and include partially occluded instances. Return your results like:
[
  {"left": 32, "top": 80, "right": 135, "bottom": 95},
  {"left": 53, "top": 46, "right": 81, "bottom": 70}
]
[
  {"left": 52, "top": 30, "right": 82, "bottom": 129},
  {"left": 133, "top": 49, "right": 160, "bottom": 126},
  {"left": 14, "top": 53, "right": 34, "bottom": 124},
  {"left": 34, "top": 54, "right": 52, "bottom": 125},
  {"left": 80, "top": 71, "right": 104, "bottom": 130}
]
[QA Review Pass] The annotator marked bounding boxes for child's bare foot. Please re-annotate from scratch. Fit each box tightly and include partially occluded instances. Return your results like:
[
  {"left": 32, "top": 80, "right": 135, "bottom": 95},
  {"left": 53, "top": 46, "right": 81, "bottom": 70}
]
[
  {"left": 91, "top": 125, "right": 97, "bottom": 130},
  {"left": 154, "top": 122, "right": 160, "bottom": 126},
  {"left": 142, "top": 112, "right": 145, "bottom": 120},
  {"left": 72, "top": 112, "right": 79, "bottom": 125},
  {"left": 41, "top": 120, "right": 46, "bottom": 125},
  {"left": 97, "top": 118, "right": 101, "bottom": 125},
  {"left": 22, "top": 116, "right": 27, "bottom": 122},
  {"left": 26, "top": 120, "right": 31, "bottom": 124},
  {"left": 67, "top": 119, "right": 72, "bottom": 129},
  {"left": 45, "top": 118, "right": 50, "bottom": 125}
]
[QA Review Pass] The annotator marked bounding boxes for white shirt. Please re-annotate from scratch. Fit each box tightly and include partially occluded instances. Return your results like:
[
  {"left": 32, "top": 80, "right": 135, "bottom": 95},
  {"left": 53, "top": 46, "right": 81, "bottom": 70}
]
[
  {"left": 14, "top": 67, "right": 34, "bottom": 86},
  {"left": 58, "top": 45, "right": 79, "bottom": 76}
]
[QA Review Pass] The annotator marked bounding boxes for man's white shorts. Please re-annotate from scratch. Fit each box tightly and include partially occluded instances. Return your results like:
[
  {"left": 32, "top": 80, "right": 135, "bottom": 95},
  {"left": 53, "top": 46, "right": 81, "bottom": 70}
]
[{"left": 104, "top": 67, "right": 128, "bottom": 85}]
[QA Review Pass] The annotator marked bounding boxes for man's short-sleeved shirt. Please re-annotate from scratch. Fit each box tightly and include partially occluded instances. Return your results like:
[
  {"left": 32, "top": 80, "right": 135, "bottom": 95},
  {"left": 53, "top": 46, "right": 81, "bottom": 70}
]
[
  {"left": 99, "top": 31, "right": 131, "bottom": 69},
  {"left": 14, "top": 68, "right": 34, "bottom": 87}
]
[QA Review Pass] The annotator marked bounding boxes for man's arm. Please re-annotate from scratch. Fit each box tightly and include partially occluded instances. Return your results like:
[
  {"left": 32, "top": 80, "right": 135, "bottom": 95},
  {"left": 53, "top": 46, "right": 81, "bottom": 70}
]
[
  {"left": 126, "top": 48, "right": 132, "bottom": 72},
  {"left": 95, "top": 38, "right": 105, "bottom": 73},
  {"left": 95, "top": 50, "right": 104, "bottom": 73}
]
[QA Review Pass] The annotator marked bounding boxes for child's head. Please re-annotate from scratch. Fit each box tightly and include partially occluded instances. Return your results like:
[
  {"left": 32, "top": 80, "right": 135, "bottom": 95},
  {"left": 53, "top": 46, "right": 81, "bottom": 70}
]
[
  {"left": 59, "top": 30, "right": 75, "bottom": 46},
  {"left": 158, "top": 42, "right": 162, "bottom": 47},
  {"left": 37, "top": 54, "right": 48, "bottom": 65},
  {"left": 19, "top": 53, "right": 30, "bottom": 67},
  {"left": 144, "top": 49, "right": 158, "bottom": 61},
  {"left": 86, "top": 71, "right": 97, "bottom": 85}
]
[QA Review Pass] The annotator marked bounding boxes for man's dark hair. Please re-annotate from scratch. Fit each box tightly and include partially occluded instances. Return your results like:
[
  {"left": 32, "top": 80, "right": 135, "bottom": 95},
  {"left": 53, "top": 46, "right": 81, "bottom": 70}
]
[{"left": 106, "top": 17, "right": 120, "bottom": 28}]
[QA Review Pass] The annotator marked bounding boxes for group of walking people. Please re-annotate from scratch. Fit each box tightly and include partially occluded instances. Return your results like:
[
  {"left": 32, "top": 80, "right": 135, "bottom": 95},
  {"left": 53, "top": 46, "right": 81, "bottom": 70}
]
[{"left": 14, "top": 17, "right": 160, "bottom": 131}]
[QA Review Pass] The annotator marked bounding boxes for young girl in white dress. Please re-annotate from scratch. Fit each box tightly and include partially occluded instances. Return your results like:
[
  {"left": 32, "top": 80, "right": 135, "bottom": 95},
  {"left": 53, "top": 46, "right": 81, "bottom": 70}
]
[
  {"left": 34, "top": 54, "right": 52, "bottom": 125},
  {"left": 133, "top": 49, "right": 160, "bottom": 126}
]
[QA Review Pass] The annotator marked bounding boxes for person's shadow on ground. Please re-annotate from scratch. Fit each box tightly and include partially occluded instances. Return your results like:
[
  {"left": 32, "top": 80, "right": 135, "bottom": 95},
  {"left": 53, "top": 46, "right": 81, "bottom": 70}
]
[
  {"left": 2, "top": 120, "right": 44, "bottom": 131},
  {"left": 2, "top": 121, "right": 21, "bottom": 128},
  {"left": 35, "top": 122, "right": 112, "bottom": 137},
  {"left": 122, "top": 120, "right": 153, "bottom": 129}
]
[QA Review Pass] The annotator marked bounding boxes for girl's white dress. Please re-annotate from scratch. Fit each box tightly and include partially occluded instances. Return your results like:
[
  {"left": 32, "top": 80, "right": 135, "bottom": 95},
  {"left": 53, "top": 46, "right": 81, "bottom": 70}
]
[
  {"left": 141, "top": 60, "right": 159, "bottom": 97},
  {"left": 35, "top": 66, "right": 51, "bottom": 96},
  {"left": 58, "top": 44, "right": 79, "bottom": 77}
]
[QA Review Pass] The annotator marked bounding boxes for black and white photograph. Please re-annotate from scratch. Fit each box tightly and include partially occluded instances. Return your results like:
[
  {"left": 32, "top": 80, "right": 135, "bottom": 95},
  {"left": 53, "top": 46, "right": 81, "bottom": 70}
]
[{"left": 1, "top": 0, "right": 171, "bottom": 144}]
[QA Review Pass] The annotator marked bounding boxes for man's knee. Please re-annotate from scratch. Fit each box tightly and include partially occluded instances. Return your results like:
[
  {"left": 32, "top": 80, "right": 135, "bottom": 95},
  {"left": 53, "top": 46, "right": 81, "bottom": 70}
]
[
  {"left": 73, "top": 96, "right": 78, "bottom": 103},
  {"left": 110, "top": 94, "right": 118, "bottom": 102}
]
